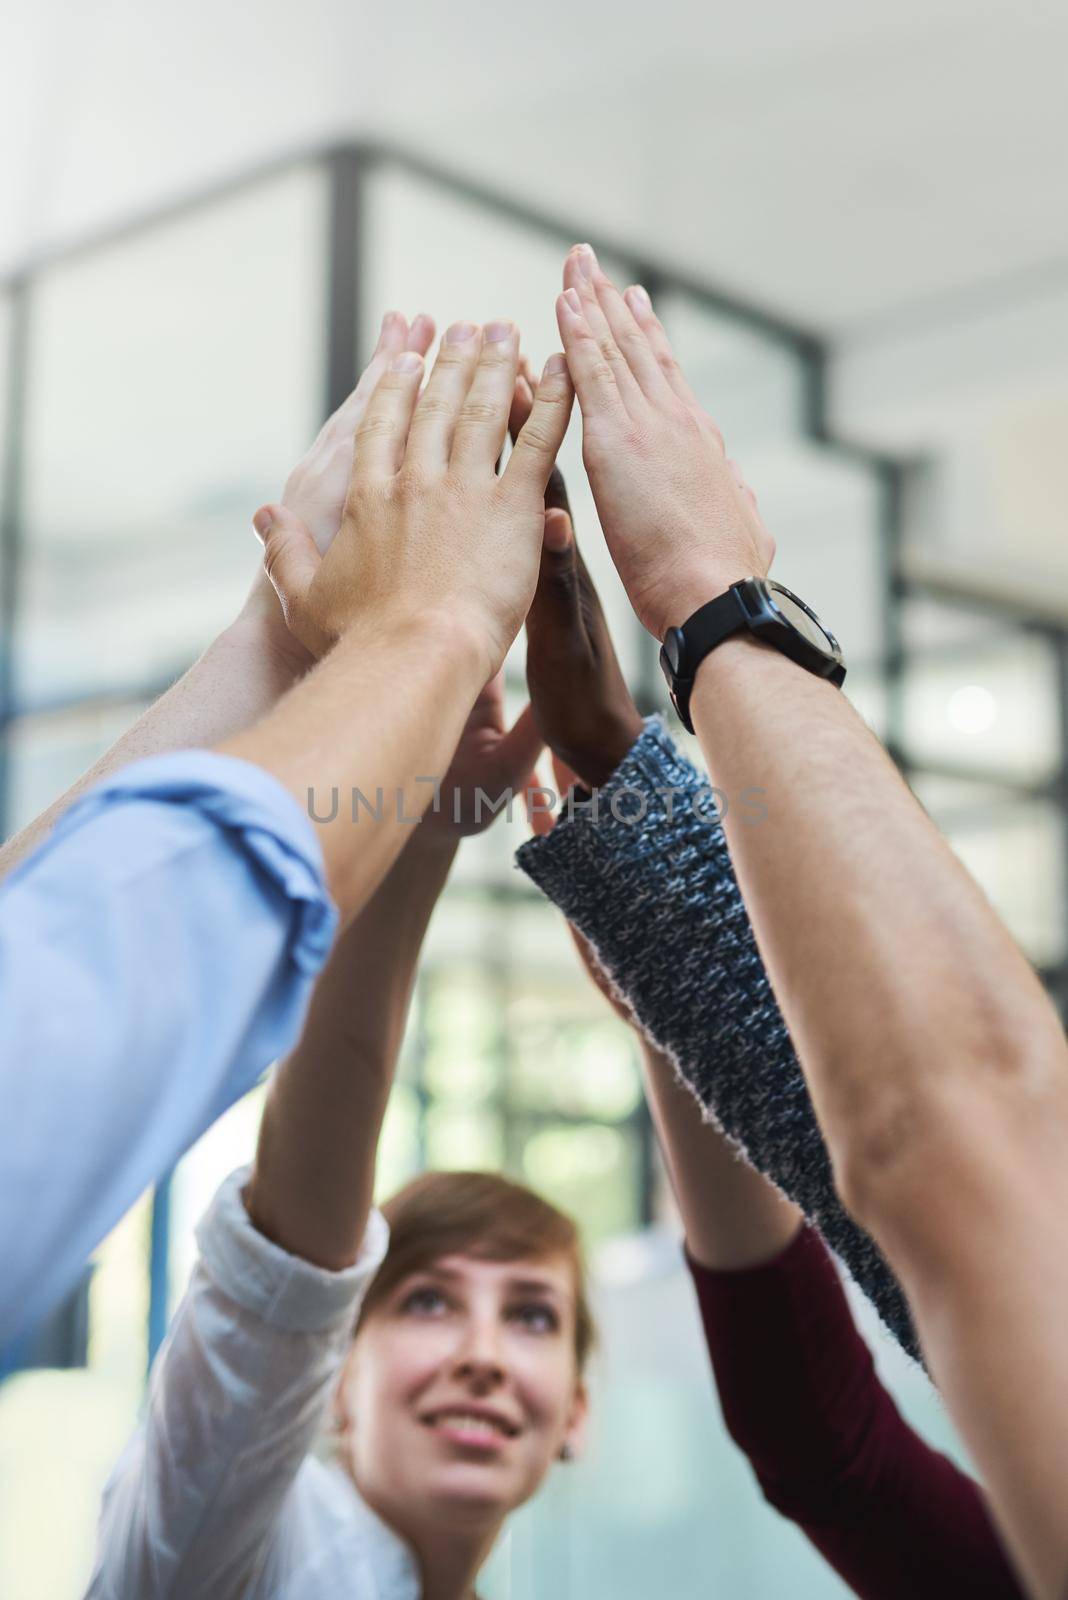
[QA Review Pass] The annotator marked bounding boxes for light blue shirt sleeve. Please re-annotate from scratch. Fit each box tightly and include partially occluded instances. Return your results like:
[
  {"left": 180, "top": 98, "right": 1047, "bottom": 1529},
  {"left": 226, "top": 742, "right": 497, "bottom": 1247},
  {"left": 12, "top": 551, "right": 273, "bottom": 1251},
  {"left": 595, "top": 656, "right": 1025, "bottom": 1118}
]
[{"left": 0, "top": 751, "right": 338, "bottom": 1348}]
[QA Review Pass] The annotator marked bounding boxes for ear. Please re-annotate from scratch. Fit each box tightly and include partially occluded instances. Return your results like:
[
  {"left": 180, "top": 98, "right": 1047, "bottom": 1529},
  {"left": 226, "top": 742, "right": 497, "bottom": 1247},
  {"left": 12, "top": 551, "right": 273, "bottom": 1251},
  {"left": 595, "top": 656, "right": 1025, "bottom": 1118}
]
[
  {"left": 332, "top": 1342, "right": 359, "bottom": 1442},
  {"left": 559, "top": 1380, "right": 590, "bottom": 1462}
]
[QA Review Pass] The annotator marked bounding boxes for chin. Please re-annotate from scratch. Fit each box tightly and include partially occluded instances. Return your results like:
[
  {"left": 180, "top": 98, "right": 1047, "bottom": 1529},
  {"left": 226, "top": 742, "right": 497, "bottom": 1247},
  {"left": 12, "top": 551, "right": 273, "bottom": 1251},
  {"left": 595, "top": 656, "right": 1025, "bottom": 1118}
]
[{"left": 423, "top": 1459, "right": 532, "bottom": 1519}]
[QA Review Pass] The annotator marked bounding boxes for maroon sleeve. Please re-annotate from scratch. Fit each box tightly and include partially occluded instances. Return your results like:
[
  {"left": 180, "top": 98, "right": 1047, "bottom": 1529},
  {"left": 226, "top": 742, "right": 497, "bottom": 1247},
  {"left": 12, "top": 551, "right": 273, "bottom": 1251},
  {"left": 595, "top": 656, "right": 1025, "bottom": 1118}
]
[{"left": 687, "top": 1224, "right": 1023, "bottom": 1599}]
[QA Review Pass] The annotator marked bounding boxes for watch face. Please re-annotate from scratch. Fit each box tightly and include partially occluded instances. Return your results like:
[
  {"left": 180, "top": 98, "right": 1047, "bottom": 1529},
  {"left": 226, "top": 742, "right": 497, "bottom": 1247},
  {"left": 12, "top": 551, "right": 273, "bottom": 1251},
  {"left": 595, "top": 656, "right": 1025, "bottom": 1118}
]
[
  {"left": 765, "top": 583, "right": 839, "bottom": 657},
  {"left": 661, "top": 627, "right": 685, "bottom": 676}
]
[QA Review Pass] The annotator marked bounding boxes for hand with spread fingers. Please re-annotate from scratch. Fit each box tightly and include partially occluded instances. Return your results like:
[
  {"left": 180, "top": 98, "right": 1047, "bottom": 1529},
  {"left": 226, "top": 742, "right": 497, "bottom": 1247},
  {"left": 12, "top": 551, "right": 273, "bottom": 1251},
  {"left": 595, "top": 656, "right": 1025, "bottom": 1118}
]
[
  {"left": 253, "top": 321, "right": 575, "bottom": 676},
  {"left": 554, "top": 245, "right": 774, "bottom": 640},
  {"left": 510, "top": 371, "right": 644, "bottom": 791}
]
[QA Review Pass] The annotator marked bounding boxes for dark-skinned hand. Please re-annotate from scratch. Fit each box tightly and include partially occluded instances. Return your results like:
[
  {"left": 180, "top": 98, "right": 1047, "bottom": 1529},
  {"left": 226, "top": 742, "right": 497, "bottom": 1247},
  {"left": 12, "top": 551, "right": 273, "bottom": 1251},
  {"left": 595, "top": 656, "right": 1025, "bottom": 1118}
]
[{"left": 510, "top": 365, "right": 645, "bottom": 791}]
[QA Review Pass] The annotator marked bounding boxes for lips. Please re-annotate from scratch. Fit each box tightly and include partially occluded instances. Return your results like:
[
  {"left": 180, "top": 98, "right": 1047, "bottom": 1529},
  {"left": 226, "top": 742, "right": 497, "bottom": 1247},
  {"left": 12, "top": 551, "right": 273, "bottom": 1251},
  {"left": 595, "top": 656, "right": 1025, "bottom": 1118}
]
[{"left": 420, "top": 1404, "right": 520, "bottom": 1440}]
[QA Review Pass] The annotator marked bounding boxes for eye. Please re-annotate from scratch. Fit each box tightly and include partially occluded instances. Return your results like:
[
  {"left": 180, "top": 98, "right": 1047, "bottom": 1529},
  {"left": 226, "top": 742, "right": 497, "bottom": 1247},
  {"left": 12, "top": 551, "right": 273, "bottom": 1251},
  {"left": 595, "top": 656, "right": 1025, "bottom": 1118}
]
[
  {"left": 509, "top": 1301, "right": 560, "bottom": 1334},
  {"left": 400, "top": 1285, "right": 449, "bottom": 1317}
]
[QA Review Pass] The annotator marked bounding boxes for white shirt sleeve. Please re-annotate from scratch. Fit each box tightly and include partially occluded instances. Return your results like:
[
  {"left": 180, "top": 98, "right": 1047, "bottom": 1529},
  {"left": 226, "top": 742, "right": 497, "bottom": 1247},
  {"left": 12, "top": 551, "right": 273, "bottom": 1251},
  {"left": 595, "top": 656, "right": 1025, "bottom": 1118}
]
[{"left": 84, "top": 1166, "right": 389, "bottom": 1600}]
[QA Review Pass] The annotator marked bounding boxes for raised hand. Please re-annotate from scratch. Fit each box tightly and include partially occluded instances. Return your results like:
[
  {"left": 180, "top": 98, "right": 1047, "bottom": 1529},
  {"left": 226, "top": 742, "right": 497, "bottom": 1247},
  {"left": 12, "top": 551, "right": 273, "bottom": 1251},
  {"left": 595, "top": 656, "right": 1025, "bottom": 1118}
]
[
  {"left": 253, "top": 321, "right": 575, "bottom": 678},
  {"left": 241, "top": 310, "right": 435, "bottom": 657},
  {"left": 510, "top": 375, "right": 644, "bottom": 790},
  {"left": 555, "top": 244, "right": 774, "bottom": 640},
  {"left": 282, "top": 311, "right": 436, "bottom": 553},
  {"left": 419, "top": 670, "right": 543, "bottom": 838}
]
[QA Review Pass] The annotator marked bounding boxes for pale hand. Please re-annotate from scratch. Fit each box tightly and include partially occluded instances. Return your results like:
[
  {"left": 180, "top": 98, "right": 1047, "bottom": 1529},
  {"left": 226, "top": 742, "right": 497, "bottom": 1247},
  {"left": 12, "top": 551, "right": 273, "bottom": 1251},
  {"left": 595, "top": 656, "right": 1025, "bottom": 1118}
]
[
  {"left": 254, "top": 322, "right": 575, "bottom": 679},
  {"left": 239, "top": 310, "right": 436, "bottom": 660},
  {"left": 555, "top": 245, "right": 774, "bottom": 640}
]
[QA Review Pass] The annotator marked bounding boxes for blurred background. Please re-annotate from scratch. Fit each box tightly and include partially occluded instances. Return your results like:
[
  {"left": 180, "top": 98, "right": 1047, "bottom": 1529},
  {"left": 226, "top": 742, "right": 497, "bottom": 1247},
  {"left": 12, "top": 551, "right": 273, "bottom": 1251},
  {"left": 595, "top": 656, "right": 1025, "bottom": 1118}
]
[{"left": 3, "top": 1, "right": 1068, "bottom": 1593}]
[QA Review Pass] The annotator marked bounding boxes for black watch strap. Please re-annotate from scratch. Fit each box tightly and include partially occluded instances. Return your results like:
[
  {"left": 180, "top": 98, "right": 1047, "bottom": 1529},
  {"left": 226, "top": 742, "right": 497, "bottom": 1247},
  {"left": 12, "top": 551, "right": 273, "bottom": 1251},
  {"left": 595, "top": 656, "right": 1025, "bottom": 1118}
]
[
  {"left": 678, "top": 589, "right": 751, "bottom": 657},
  {"left": 659, "top": 589, "right": 750, "bottom": 733}
]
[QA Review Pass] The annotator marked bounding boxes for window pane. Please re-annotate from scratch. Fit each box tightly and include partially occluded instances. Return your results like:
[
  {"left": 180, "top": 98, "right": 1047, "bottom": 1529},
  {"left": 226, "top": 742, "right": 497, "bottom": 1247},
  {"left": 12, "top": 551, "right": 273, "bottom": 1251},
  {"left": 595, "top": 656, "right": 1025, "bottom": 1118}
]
[
  {"left": 0, "top": 1202, "right": 150, "bottom": 1598},
  {"left": 425, "top": 1103, "right": 505, "bottom": 1171},
  {"left": 509, "top": 1004, "right": 641, "bottom": 1122},
  {"left": 658, "top": 291, "right": 805, "bottom": 450},
  {"left": 911, "top": 777, "right": 1065, "bottom": 967},
  {"left": 902, "top": 614, "right": 1059, "bottom": 782},
  {"left": 519, "top": 1121, "right": 642, "bottom": 1243},
  {"left": 19, "top": 165, "right": 327, "bottom": 705},
  {"left": 0, "top": 291, "right": 11, "bottom": 538},
  {"left": 375, "top": 1083, "right": 424, "bottom": 1200},
  {"left": 6, "top": 699, "right": 152, "bottom": 837}
]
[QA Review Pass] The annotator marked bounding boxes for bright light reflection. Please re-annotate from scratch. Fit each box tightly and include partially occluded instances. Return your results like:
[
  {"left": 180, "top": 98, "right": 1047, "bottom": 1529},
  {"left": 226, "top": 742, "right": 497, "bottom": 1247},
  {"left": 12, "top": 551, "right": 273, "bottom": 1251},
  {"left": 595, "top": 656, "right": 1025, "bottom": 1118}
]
[{"left": 946, "top": 684, "right": 997, "bottom": 736}]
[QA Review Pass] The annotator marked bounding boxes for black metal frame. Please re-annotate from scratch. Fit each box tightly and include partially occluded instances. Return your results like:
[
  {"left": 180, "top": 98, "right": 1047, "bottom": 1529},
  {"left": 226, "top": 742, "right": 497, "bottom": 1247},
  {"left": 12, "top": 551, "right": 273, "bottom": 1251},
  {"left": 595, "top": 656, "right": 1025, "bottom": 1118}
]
[{"left": 4, "top": 139, "right": 1067, "bottom": 1373}]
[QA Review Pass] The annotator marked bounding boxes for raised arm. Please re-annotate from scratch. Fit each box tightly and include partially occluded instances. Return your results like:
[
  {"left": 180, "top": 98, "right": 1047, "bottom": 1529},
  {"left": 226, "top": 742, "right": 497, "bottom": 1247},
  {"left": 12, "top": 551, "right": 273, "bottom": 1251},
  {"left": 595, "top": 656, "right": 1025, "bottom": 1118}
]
[
  {"left": 524, "top": 734, "right": 1018, "bottom": 1597},
  {"left": 88, "top": 340, "right": 561, "bottom": 1596},
  {"left": 244, "top": 663, "right": 542, "bottom": 1269},
  {"left": 555, "top": 243, "right": 1068, "bottom": 1600},
  {"left": 225, "top": 325, "right": 573, "bottom": 917},
  {"left": 1, "top": 321, "right": 572, "bottom": 1348},
  {"left": 0, "top": 312, "right": 434, "bottom": 882},
  {"left": 511, "top": 418, "right": 916, "bottom": 1355}
]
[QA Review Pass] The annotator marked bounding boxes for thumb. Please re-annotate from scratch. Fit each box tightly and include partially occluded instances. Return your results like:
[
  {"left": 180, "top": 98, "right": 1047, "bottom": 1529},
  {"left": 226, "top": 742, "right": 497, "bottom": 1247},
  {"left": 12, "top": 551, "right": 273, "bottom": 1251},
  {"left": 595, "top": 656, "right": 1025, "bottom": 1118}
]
[
  {"left": 527, "top": 509, "right": 582, "bottom": 642},
  {"left": 253, "top": 503, "right": 324, "bottom": 648},
  {"left": 521, "top": 772, "right": 557, "bottom": 837},
  {"left": 550, "top": 752, "right": 581, "bottom": 796},
  {"left": 495, "top": 703, "right": 545, "bottom": 793}
]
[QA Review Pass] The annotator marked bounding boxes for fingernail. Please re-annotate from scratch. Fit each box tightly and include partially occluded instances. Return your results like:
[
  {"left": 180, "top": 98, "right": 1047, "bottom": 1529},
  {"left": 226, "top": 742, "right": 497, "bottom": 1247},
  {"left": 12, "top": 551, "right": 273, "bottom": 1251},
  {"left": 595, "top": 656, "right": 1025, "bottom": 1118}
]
[
  {"left": 561, "top": 289, "right": 582, "bottom": 316},
  {"left": 390, "top": 351, "right": 423, "bottom": 373},
  {"left": 544, "top": 509, "right": 573, "bottom": 552},
  {"left": 381, "top": 310, "right": 401, "bottom": 330},
  {"left": 445, "top": 321, "right": 478, "bottom": 344},
  {"left": 484, "top": 320, "right": 515, "bottom": 343},
  {"left": 252, "top": 508, "right": 273, "bottom": 538},
  {"left": 575, "top": 244, "right": 597, "bottom": 279},
  {"left": 542, "top": 353, "right": 569, "bottom": 377},
  {"left": 625, "top": 285, "right": 651, "bottom": 311}
]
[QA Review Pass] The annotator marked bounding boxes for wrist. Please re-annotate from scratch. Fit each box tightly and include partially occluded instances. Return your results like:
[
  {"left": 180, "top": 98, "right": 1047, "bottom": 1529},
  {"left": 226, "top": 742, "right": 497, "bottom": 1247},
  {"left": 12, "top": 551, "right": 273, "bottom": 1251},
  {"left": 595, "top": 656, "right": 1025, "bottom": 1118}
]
[
  {"left": 688, "top": 630, "right": 797, "bottom": 733},
  {"left": 653, "top": 564, "right": 762, "bottom": 641},
  {"left": 566, "top": 709, "right": 645, "bottom": 790},
  {"left": 231, "top": 592, "right": 315, "bottom": 683},
  {"left": 337, "top": 598, "right": 494, "bottom": 690},
  {"left": 400, "top": 820, "right": 460, "bottom": 871}
]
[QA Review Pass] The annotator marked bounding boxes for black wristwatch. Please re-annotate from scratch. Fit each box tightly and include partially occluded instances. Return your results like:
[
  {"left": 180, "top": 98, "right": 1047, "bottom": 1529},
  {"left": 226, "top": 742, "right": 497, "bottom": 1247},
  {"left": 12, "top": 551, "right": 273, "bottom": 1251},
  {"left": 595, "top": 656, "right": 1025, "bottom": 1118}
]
[{"left": 659, "top": 578, "right": 846, "bottom": 733}]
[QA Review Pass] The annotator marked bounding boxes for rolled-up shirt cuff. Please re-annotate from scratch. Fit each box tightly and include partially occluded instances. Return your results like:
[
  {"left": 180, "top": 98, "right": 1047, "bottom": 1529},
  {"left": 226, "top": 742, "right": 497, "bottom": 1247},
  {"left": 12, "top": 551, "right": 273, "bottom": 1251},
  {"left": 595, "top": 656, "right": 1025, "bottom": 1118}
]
[
  {"left": 196, "top": 1165, "right": 390, "bottom": 1335},
  {"left": 47, "top": 750, "right": 337, "bottom": 976},
  {"left": 515, "top": 714, "right": 728, "bottom": 904}
]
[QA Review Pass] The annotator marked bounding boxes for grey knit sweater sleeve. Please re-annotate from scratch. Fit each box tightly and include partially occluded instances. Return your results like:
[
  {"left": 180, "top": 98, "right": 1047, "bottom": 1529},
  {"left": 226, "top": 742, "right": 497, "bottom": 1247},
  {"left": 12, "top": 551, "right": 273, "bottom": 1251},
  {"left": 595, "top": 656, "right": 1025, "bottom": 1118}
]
[{"left": 515, "top": 717, "right": 920, "bottom": 1363}]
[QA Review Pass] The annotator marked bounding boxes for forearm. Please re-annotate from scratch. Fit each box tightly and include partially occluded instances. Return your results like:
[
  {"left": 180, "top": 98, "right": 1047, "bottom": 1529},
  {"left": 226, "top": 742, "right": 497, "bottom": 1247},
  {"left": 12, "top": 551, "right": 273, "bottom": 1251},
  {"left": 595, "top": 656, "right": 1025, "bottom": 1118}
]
[
  {"left": 693, "top": 637, "right": 1068, "bottom": 1600},
  {"left": 638, "top": 1037, "right": 802, "bottom": 1270},
  {"left": 219, "top": 607, "right": 486, "bottom": 919},
  {"left": 245, "top": 831, "right": 455, "bottom": 1269},
  {"left": 0, "top": 592, "right": 307, "bottom": 879},
  {"left": 516, "top": 720, "right": 919, "bottom": 1359},
  {"left": 691, "top": 637, "right": 1068, "bottom": 1236}
]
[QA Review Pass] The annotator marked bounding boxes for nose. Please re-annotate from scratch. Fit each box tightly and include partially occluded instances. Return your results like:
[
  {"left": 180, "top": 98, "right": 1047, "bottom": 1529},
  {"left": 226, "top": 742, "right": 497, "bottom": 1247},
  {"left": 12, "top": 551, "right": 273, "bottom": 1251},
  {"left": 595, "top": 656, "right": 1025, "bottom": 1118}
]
[{"left": 449, "top": 1316, "right": 506, "bottom": 1392}]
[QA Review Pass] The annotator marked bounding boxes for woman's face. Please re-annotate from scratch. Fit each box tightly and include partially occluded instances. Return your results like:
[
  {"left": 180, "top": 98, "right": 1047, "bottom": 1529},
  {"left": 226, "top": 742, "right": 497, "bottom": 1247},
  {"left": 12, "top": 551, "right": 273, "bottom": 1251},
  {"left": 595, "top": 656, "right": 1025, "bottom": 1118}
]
[{"left": 337, "top": 1252, "right": 588, "bottom": 1531}]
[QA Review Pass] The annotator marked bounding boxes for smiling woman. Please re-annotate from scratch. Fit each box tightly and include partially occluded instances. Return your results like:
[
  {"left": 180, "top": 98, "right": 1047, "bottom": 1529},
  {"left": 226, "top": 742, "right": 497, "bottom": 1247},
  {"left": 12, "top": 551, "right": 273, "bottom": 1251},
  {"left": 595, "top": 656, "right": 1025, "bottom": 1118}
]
[{"left": 335, "top": 1172, "right": 592, "bottom": 1556}]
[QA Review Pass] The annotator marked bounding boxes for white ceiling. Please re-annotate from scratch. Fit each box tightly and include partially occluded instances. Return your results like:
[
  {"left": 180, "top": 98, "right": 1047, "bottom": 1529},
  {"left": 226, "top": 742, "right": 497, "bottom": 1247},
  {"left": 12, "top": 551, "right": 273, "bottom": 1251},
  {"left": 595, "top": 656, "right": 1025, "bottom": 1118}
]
[{"left": 5, "top": 0, "right": 1068, "bottom": 332}]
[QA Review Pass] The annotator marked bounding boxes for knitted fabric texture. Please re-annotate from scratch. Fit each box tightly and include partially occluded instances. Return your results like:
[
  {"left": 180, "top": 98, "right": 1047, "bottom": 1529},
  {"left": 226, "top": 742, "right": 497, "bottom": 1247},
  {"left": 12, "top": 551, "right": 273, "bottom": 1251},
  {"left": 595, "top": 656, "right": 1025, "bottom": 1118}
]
[{"left": 515, "top": 717, "right": 920, "bottom": 1363}]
